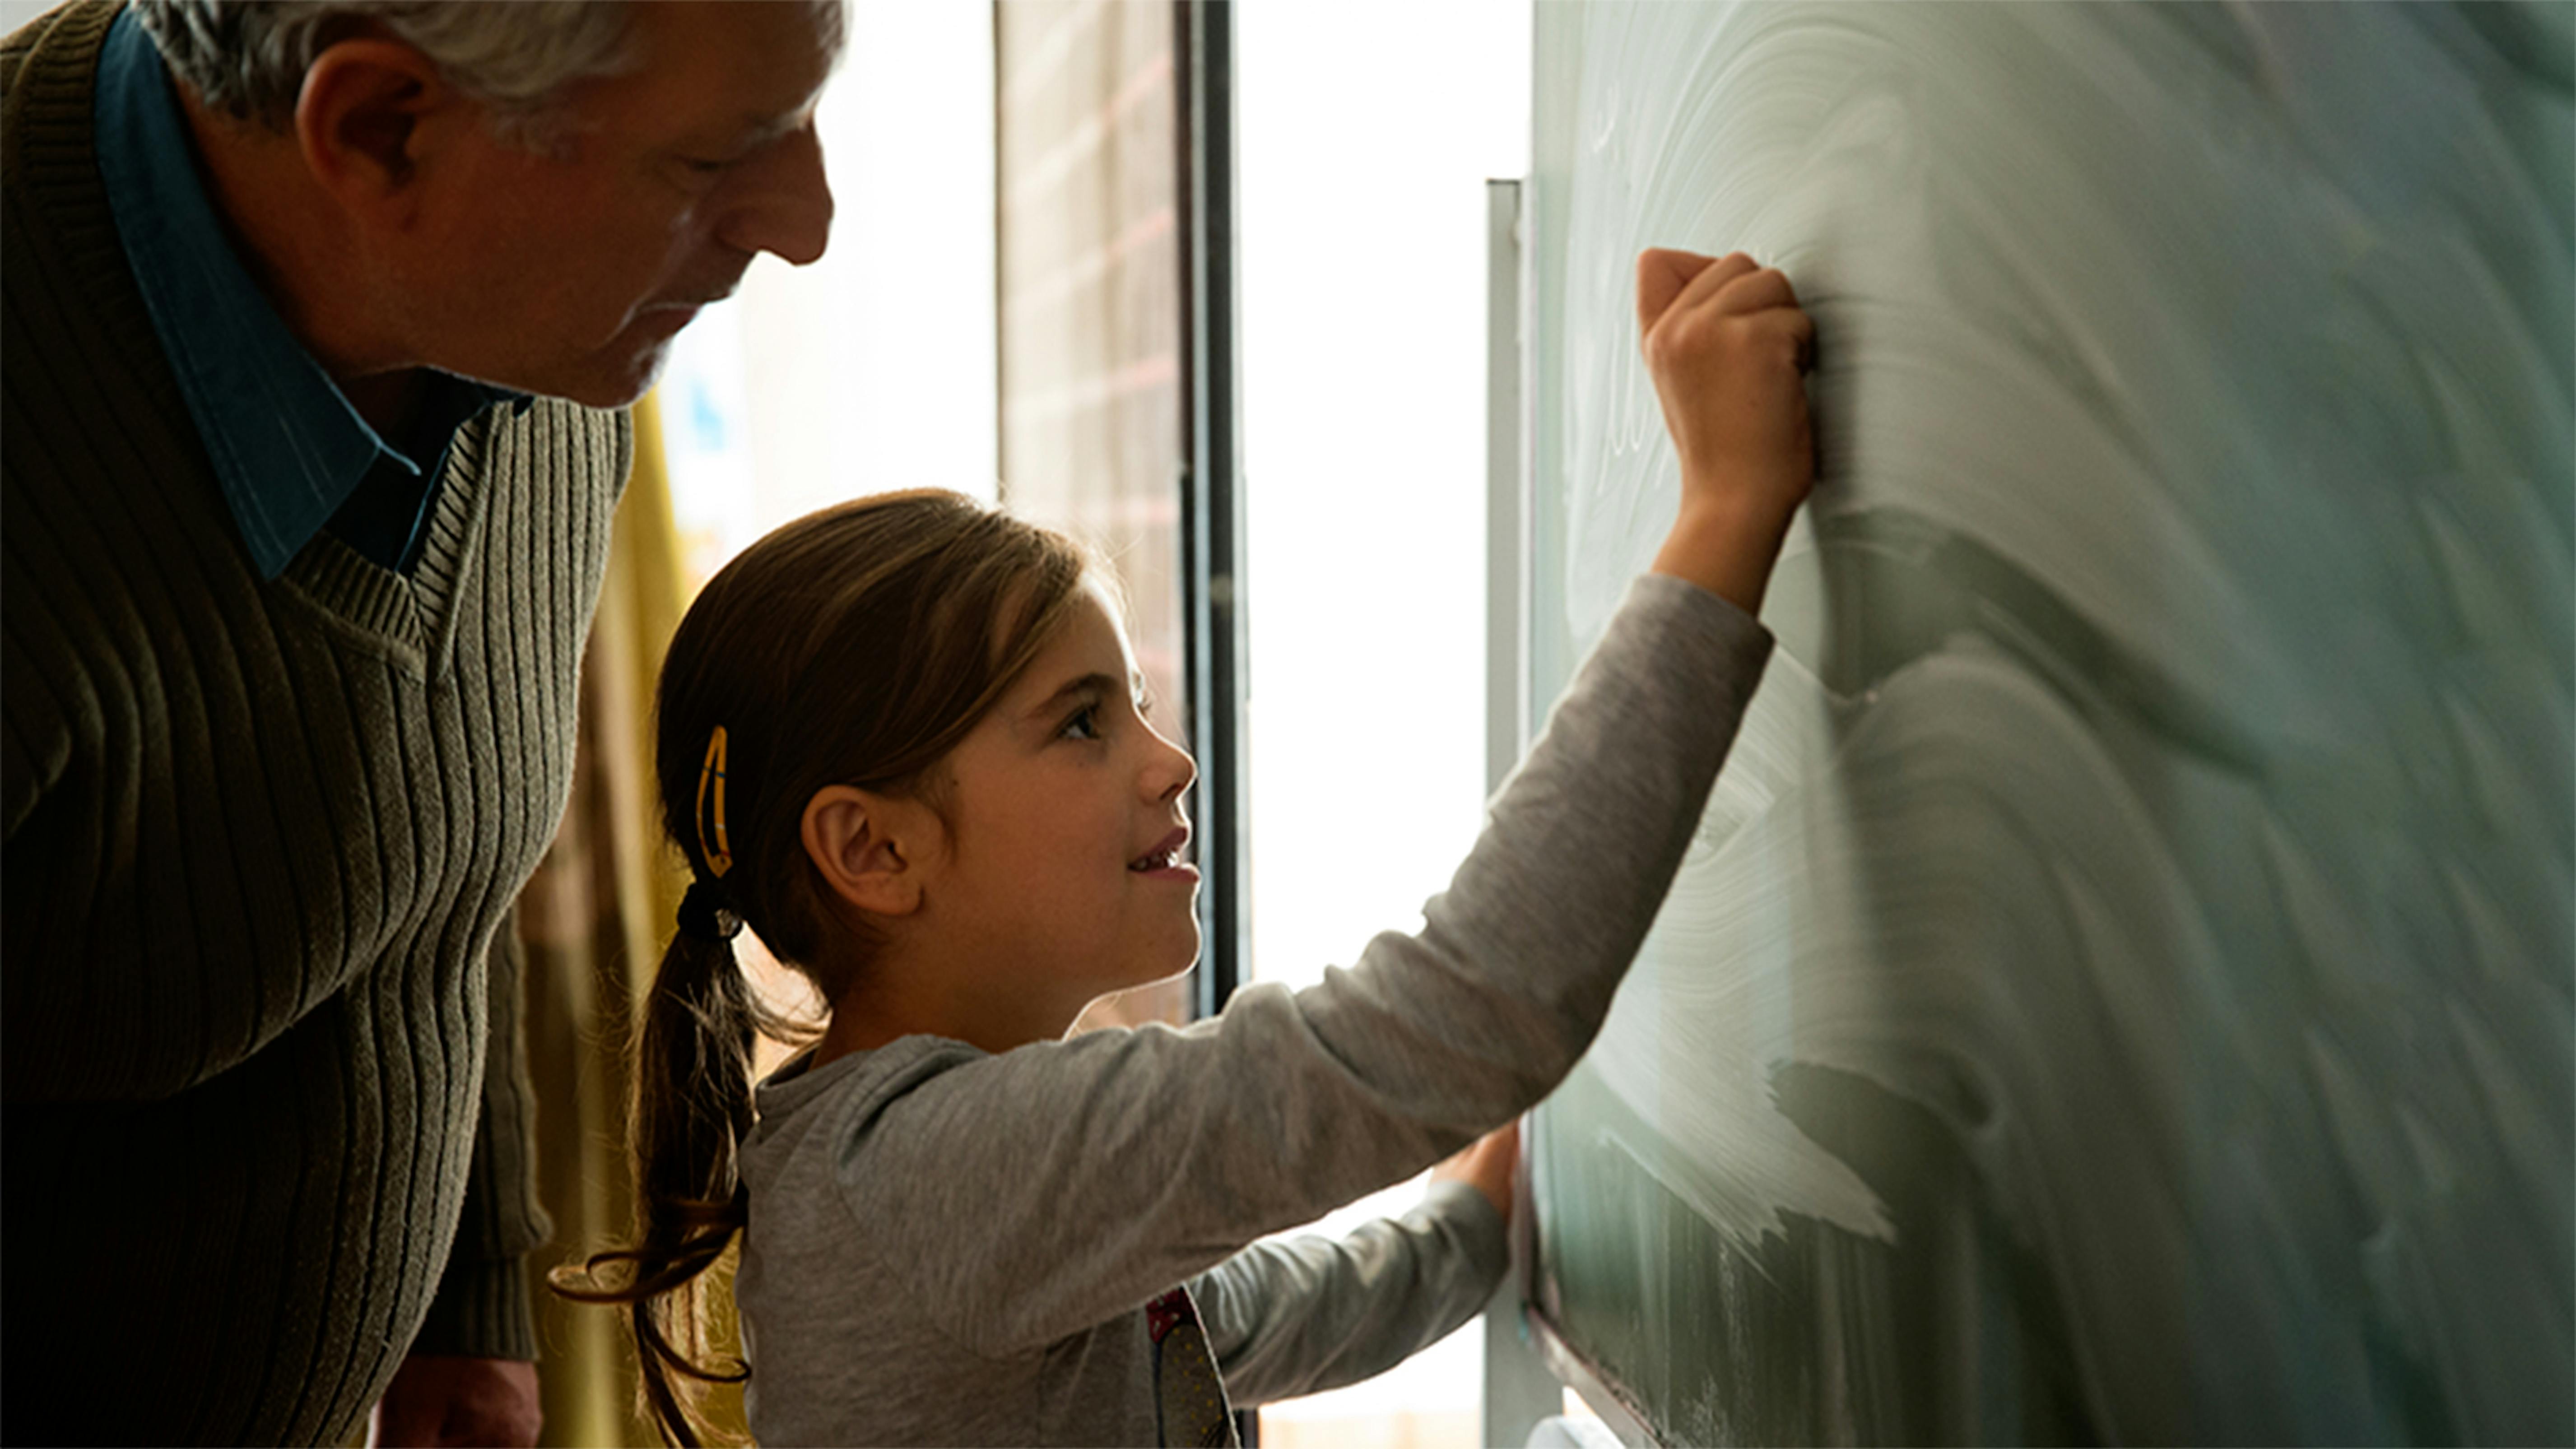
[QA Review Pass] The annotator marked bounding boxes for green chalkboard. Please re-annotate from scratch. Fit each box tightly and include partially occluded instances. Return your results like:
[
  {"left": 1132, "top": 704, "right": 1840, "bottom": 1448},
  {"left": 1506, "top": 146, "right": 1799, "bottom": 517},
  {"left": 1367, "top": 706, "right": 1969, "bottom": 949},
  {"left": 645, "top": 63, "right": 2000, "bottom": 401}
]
[{"left": 1522, "top": 4, "right": 2573, "bottom": 1443}]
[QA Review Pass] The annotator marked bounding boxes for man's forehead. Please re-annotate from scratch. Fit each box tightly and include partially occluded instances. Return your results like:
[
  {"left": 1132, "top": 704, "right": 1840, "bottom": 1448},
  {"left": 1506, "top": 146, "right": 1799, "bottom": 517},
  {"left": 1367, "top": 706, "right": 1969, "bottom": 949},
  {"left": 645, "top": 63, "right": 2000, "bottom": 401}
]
[{"left": 614, "top": 0, "right": 844, "bottom": 116}]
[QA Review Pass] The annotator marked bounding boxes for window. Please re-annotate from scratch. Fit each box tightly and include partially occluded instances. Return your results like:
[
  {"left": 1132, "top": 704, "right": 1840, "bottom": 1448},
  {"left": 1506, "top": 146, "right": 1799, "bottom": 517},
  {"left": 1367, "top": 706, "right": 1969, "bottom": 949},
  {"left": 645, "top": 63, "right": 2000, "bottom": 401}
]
[{"left": 1237, "top": 2, "right": 1533, "bottom": 1443}]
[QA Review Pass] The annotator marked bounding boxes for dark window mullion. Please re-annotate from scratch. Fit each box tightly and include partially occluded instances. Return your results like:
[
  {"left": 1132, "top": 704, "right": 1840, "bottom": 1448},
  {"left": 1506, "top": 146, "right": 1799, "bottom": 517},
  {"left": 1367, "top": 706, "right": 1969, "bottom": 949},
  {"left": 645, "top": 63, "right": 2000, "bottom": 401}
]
[{"left": 1175, "top": 0, "right": 1247, "bottom": 1026}]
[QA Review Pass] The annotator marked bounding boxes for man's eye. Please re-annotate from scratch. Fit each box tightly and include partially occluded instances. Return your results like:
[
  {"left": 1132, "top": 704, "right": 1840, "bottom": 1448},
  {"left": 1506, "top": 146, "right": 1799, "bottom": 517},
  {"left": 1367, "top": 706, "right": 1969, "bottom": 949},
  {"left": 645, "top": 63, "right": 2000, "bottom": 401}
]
[{"left": 1060, "top": 704, "right": 1102, "bottom": 741}]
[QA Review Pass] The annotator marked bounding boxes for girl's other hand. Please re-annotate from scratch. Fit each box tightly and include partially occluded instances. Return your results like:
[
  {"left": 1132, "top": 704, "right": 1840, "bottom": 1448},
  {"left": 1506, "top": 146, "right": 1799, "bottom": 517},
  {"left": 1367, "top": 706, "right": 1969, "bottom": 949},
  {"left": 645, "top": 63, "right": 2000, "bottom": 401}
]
[
  {"left": 1430, "top": 1120, "right": 1521, "bottom": 1231},
  {"left": 1635, "top": 247, "right": 1817, "bottom": 615}
]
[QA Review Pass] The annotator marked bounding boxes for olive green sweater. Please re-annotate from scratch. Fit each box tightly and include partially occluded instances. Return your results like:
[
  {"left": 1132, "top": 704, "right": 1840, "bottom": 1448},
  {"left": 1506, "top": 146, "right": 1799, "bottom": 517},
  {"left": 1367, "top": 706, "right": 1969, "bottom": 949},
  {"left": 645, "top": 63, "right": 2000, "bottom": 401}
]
[{"left": 0, "top": 5, "right": 629, "bottom": 1442}]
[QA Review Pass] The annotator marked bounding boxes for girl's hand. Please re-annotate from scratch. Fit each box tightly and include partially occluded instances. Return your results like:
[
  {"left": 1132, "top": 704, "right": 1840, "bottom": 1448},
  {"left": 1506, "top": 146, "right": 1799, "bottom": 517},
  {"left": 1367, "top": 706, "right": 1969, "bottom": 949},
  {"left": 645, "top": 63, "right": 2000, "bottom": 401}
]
[
  {"left": 1430, "top": 1121, "right": 1520, "bottom": 1231},
  {"left": 1636, "top": 248, "right": 1817, "bottom": 615}
]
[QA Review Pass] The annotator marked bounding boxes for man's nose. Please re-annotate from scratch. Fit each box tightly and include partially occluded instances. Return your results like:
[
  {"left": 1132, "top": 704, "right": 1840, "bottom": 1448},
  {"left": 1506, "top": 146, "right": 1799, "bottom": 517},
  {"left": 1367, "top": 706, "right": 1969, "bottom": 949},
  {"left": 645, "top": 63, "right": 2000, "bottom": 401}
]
[{"left": 718, "top": 122, "right": 833, "bottom": 266}]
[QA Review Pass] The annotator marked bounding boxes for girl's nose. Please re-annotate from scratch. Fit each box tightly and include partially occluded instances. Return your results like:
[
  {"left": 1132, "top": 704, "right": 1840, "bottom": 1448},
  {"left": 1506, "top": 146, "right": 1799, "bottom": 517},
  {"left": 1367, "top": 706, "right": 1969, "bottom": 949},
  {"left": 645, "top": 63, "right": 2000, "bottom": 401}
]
[{"left": 1147, "top": 729, "right": 1197, "bottom": 803}]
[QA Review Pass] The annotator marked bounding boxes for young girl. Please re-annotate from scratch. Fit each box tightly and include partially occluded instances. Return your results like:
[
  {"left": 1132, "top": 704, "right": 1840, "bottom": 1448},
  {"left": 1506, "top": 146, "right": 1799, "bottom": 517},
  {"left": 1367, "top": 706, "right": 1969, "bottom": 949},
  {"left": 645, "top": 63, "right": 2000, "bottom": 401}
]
[{"left": 560, "top": 248, "right": 1816, "bottom": 1446}]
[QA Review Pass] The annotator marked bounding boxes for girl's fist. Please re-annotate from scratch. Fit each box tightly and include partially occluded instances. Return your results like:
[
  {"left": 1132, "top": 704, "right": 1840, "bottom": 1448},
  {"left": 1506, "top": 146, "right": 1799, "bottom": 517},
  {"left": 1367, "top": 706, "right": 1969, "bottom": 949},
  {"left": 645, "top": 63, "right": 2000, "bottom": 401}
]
[
  {"left": 1636, "top": 247, "right": 1816, "bottom": 520},
  {"left": 1635, "top": 248, "right": 1818, "bottom": 613}
]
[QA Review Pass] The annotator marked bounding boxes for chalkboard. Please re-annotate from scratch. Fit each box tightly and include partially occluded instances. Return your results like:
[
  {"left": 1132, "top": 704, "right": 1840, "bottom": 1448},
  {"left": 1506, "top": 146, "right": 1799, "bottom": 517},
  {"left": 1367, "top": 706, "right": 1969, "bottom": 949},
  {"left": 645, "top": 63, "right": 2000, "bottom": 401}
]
[{"left": 1520, "top": 5, "right": 2574, "bottom": 1443}]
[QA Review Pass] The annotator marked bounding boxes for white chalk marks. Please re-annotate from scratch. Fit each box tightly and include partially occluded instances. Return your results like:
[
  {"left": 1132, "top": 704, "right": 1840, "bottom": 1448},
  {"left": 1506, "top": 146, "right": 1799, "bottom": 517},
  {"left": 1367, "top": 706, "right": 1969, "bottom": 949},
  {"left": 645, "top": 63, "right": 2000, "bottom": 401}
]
[{"left": 1530, "top": 4, "right": 2572, "bottom": 1442}]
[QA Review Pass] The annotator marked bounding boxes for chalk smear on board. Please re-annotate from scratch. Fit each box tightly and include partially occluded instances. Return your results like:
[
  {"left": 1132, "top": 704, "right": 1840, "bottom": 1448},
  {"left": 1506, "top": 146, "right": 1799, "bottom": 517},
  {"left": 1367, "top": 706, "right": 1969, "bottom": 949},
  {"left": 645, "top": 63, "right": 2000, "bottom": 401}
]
[{"left": 1536, "top": 2, "right": 2572, "bottom": 1442}]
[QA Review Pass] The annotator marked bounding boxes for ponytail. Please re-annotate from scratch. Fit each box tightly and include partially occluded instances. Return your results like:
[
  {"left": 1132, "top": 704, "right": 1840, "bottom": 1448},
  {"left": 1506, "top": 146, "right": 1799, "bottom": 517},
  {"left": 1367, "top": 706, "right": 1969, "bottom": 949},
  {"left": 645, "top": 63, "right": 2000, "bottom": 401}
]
[
  {"left": 553, "top": 493, "right": 1100, "bottom": 1443},
  {"left": 551, "top": 883, "right": 799, "bottom": 1448}
]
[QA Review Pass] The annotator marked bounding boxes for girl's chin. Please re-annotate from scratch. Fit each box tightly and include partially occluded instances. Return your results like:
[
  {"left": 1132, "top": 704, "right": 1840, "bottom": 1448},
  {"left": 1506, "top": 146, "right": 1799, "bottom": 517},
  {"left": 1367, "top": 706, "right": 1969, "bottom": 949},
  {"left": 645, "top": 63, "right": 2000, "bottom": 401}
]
[{"left": 1129, "top": 939, "right": 1205, "bottom": 995}]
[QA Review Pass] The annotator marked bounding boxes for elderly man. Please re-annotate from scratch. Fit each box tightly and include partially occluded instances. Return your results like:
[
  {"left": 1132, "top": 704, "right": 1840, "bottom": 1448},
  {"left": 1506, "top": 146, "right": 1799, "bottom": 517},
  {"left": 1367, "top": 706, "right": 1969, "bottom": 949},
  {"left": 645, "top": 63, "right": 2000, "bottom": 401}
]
[{"left": 0, "top": 2, "right": 838, "bottom": 1443}]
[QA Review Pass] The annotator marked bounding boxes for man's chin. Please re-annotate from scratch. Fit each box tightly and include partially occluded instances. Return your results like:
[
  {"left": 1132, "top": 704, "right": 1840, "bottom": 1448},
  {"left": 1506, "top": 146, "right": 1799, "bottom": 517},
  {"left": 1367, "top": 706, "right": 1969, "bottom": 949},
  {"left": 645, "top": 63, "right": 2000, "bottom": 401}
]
[
  {"left": 578, "top": 338, "right": 677, "bottom": 411},
  {"left": 581, "top": 369, "right": 664, "bottom": 413},
  {"left": 474, "top": 340, "right": 672, "bottom": 412}
]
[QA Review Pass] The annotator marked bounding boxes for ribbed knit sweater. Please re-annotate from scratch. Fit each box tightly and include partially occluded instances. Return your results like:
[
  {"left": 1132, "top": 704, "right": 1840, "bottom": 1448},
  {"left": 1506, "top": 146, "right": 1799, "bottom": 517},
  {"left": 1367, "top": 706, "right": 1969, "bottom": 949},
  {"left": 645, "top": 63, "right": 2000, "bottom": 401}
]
[{"left": 0, "top": 5, "right": 630, "bottom": 1442}]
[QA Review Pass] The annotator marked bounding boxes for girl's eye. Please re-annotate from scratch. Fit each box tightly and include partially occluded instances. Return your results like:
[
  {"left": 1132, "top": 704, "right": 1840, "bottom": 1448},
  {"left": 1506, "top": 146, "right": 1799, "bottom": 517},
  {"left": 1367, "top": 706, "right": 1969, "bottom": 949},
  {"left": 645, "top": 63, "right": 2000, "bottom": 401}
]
[{"left": 1060, "top": 704, "right": 1103, "bottom": 742}]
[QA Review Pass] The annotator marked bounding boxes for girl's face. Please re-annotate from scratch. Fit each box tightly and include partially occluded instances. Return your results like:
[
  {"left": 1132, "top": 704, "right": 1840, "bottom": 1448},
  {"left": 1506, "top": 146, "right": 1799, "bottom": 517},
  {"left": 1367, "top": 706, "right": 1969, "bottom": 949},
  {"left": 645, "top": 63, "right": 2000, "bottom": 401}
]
[{"left": 912, "top": 585, "right": 1200, "bottom": 1045}]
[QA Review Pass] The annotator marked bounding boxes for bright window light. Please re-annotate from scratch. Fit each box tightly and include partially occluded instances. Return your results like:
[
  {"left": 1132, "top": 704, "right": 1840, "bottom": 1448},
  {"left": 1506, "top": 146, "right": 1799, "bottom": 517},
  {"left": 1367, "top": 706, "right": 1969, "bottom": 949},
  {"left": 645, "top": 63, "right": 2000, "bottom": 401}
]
[
  {"left": 1237, "top": 2, "right": 1532, "bottom": 1444},
  {"left": 661, "top": 0, "right": 998, "bottom": 592}
]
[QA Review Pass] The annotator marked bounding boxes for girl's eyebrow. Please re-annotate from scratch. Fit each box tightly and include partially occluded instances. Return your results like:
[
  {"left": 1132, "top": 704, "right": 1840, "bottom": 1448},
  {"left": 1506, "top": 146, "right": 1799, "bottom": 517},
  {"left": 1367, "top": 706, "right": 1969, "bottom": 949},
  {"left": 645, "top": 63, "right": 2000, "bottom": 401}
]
[
  {"left": 1026, "top": 669, "right": 1149, "bottom": 720},
  {"left": 1028, "top": 672, "right": 1119, "bottom": 719}
]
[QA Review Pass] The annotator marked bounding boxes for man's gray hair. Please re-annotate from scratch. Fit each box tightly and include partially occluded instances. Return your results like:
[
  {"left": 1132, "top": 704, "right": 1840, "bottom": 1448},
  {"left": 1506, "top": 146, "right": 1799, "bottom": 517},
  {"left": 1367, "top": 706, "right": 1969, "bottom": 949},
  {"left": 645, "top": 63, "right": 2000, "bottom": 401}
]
[{"left": 132, "top": 1, "right": 639, "bottom": 146}]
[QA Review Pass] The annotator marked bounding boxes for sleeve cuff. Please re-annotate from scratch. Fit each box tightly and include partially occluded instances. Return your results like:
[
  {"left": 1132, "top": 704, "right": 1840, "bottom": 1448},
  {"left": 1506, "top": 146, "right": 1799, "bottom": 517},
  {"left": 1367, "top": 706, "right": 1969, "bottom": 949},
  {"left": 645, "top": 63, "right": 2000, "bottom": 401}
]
[
  {"left": 409, "top": 1252, "right": 538, "bottom": 1361},
  {"left": 1415, "top": 1179, "right": 1511, "bottom": 1299},
  {"left": 1624, "top": 569, "right": 1775, "bottom": 668}
]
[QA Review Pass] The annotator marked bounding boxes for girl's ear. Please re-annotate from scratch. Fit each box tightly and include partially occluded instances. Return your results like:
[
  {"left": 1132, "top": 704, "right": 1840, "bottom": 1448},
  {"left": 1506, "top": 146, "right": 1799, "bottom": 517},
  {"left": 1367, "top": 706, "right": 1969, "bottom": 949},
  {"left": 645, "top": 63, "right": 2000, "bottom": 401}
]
[{"left": 802, "top": 786, "right": 932, "bottom": 918}]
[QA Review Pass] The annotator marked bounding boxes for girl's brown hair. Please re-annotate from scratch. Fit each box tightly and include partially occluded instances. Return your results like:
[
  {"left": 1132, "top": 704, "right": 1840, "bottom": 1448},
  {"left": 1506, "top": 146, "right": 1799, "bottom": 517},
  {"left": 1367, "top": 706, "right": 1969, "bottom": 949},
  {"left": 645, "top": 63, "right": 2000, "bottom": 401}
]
[{"left": 551, "top": 490, "right": 1094, "bottom": 1446}]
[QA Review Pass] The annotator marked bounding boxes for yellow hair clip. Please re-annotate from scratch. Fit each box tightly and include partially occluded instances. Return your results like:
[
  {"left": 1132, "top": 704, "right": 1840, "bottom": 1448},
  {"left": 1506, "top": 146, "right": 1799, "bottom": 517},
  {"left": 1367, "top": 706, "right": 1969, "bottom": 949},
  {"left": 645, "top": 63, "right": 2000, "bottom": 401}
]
[{"left": 696, "top": 725, "right": 733, "bottom": 878}]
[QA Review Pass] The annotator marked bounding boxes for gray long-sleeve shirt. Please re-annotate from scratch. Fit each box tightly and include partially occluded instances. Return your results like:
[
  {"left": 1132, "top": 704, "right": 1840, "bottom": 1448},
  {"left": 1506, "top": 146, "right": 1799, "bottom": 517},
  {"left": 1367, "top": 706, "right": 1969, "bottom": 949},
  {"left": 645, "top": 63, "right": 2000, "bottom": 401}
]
[{"left": 736, "top": 574, "right": 1772, "bottom": 1446}]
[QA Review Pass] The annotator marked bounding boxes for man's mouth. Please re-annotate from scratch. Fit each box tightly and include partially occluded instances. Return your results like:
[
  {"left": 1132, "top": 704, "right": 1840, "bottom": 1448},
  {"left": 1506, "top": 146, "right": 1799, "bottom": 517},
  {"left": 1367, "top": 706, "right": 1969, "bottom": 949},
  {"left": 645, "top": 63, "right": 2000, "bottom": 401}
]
[{"left": 638, "top": 282, "right": 742, "bottom": 322}]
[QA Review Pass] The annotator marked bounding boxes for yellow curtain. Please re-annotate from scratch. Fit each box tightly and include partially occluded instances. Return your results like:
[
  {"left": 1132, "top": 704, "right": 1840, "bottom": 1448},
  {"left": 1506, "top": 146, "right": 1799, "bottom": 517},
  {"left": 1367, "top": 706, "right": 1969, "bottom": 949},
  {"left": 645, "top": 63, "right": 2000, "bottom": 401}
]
[{"left": 518, "top": 393, "right": 711, "bottom": 1447}]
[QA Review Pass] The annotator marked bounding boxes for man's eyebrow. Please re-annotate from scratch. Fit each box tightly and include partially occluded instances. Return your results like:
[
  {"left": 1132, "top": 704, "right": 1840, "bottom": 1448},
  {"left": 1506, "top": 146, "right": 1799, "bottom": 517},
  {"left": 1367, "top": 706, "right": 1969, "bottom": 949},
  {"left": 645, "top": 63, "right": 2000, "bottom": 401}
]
[
  {"left": 740, "top": 91, "right": 832, "bottom": 145},
  {"left": 687, "top": 109, "right": 807, "bottom": 156},
  {"left": 736, "top": 112, "right": 804, "bottom": 146}
]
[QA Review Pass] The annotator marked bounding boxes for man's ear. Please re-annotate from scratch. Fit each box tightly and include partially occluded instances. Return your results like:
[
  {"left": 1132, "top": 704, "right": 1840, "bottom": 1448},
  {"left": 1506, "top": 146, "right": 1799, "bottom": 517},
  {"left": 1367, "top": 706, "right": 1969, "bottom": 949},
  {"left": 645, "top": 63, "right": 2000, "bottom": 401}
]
[
  {"left": 290, "top": 37, "right": 465, "bottom": 227},
  {"left": 802, "top": 786, "right": 935, "bottom": 919}
]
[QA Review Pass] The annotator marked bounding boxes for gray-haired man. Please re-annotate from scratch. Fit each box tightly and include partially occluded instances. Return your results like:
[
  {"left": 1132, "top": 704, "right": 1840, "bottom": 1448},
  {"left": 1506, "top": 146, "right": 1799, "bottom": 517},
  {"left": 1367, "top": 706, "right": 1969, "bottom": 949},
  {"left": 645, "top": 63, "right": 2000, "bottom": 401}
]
[{"left": 0, "top": 3, "right": 838, "bottom": 1442}]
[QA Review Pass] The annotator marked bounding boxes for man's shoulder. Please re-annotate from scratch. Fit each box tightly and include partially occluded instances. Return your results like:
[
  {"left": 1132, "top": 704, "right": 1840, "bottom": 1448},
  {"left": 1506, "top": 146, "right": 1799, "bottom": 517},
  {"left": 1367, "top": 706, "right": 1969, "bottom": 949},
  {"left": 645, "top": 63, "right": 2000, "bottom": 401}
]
[
  {"left": 4, "top": 1, "right": 126, "bottom": 340},
  {"left": 4, "top": 1, "right": 119, "bottom": 175},
  {"left": 1, "top": 3, "right": 59, "bottom": 95}
]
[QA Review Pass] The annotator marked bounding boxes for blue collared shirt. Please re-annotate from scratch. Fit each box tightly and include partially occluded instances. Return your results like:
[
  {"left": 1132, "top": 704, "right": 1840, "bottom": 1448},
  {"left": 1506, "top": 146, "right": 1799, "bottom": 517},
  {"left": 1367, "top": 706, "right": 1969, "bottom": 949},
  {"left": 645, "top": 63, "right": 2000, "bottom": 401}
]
[{"left": 93, "top": 8, "right": 527, "bottom": 580}]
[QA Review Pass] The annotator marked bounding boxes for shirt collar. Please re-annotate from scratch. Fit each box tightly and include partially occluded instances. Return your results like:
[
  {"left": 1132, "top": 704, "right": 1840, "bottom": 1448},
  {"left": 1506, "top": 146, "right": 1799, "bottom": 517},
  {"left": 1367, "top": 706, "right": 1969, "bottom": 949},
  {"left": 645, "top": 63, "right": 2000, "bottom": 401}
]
[{"left": 93, "top": 8, "right": 526, "bottom": 580}]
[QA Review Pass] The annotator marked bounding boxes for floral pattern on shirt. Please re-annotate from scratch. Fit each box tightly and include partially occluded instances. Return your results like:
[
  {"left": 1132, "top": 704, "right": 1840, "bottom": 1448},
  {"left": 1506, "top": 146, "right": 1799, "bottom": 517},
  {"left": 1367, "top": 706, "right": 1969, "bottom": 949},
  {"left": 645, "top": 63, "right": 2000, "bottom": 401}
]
[{"left": 1146, "top": 1286, "right": 1235, "bottom": 1447}]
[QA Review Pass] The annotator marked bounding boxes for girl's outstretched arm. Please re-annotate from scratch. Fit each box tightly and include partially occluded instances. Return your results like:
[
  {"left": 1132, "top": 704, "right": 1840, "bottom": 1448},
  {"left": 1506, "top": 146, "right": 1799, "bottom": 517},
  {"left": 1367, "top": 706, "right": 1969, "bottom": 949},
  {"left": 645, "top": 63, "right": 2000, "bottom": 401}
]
[
  {"left": 1184, "top": 1126, "right": 1518, "bottom": 1407},
  {"left": 739, "top": 251, "right": 1814, "bottom": 1374},
  {"left": 748, "top": 573, "right": 1771, "bottom": 1364}
]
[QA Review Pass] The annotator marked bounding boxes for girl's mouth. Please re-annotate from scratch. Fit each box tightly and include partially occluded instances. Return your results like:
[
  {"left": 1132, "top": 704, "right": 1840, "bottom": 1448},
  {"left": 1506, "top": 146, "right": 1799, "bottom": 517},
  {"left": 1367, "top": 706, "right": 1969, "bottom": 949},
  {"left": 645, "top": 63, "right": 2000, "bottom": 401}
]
[{"left": 1128, "top": 826, "right": 1193, "bottom": 875}]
